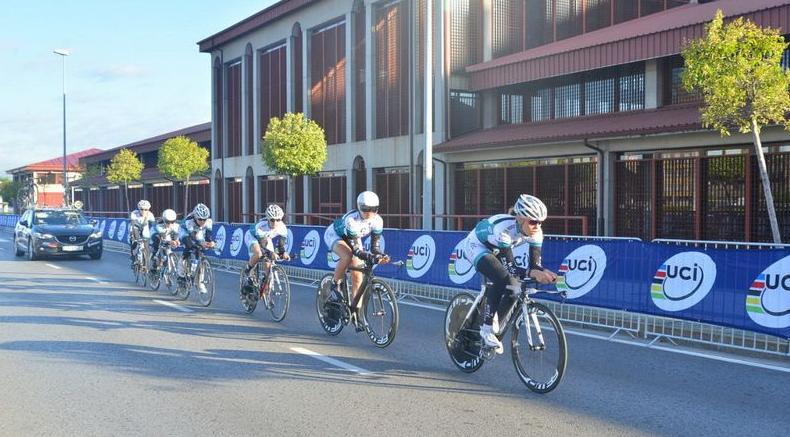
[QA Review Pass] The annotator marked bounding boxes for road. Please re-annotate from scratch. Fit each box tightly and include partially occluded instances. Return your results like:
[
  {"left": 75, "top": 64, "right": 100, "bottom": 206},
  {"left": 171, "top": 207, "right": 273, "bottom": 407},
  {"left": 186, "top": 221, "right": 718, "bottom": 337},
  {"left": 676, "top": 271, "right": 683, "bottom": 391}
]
[{"left": 0, "top": 230, "right": 788, "bottom": 436}]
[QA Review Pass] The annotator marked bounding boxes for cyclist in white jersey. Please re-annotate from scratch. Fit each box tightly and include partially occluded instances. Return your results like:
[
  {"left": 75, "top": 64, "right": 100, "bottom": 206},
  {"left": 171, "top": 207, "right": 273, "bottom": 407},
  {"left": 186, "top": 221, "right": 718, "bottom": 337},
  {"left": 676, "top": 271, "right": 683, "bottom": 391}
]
[
  {"left": 323, "top": 191, "right": 389, "bottom": 303},
  {"left": 150, "top": 208, "right": 181, "bottom": 265},
  {"left": 462, "top": 194, "right": 557, "bottom": 354},
  {"left": 179, "top": 203, "right": 215, "bottom": 293},
  {"left": 243, "top": 204, "right": 291, "bottom": 284},
  {"left": 129, "top": 199, "right": 155, "bottom": 261}
]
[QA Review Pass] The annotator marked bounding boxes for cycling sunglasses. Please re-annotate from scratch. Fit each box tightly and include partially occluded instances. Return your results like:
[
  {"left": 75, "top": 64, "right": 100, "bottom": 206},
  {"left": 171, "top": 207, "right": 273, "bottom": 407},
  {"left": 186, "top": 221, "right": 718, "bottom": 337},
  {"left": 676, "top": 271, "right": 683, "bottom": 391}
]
[
  {"left": 268, "top": 218, "right": 282, "bottom": 222},
  {"left": 527, "top": 219, "right": 543, "bottom": 226},
  {"left": 359, "top": 206, "right": 379, "bottom": 213}
]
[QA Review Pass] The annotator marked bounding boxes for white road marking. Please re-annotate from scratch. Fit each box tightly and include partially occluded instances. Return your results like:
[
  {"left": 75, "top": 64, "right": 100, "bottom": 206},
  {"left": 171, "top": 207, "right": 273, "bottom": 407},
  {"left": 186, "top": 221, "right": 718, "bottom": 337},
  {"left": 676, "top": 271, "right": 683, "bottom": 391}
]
[
  {"left": 290, "top": 346, "right": 372, "bottom": 375},
  {"left": 0, "top": 238, "right": 9, "bottom": 243},
  {"left": 45, "top": 263, "right": 62, "bottom": 270},
  {"left": 0, "top": 247, "right": 6, "bottom": 252},
  {"left": 86, "top": 276, "right": 109, "bottom": 285},
  {"left": 153, "top": 299, "right": 194, "bottom": 313}
]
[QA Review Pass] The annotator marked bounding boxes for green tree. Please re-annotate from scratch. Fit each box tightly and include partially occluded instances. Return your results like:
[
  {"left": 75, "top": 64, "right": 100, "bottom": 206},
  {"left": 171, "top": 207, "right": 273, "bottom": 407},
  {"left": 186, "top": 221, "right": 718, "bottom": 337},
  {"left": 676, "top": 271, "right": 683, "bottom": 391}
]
[
  {"left": 261, "top": 112, "right": 327, "bottom": 176},
  {"left": 0, "top": 177, "right": 21, "bottom": 206},
  {"left": 682, "top": 10, "right": 790, "bottom": 243},
  {"left": 72, "top": 163, "right": 102, "bottom": 210},
  {"left": 106, "top": 148, "right": 144, "bottom": 212},
  {"left": 158, "top": 135, "right": 209, "bottom": 216}
]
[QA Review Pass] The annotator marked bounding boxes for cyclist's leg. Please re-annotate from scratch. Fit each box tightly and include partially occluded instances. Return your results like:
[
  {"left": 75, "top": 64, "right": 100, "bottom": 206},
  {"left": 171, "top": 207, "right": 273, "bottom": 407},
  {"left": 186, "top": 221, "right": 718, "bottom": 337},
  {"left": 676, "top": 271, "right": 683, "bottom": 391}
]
[
  {"left": 475, "top": 253, "right": 516, "bottom": 353},
  {"left": 180, "top": 236, "right": 193, "bottom": 277},
  {"left": 247, "top": 241, "right": 262, "bottom": 275},
  {"left": 329, "top": 240, "right": 353, "bottom": 301},
  {"left": 130, "top": 226, "right": 140, "bottom": 259},
  {"left": 150, "top": 234, "right": 160, "bottom": 263}
]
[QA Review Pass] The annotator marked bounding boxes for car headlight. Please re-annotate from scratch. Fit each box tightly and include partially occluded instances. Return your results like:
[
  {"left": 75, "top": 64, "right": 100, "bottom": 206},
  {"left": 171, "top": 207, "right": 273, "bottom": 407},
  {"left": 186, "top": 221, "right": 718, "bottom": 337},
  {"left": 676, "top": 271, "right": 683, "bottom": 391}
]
[
  {"left": 90, "top": 231, "right": 103, "bottom": 239},
  {"left": 33, "top": 232, "right": 55, "bottom": 240}
]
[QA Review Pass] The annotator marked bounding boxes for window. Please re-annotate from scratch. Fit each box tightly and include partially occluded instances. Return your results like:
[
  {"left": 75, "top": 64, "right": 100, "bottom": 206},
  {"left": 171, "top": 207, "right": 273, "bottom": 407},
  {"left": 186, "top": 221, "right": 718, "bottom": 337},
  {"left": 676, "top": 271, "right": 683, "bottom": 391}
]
[
  {"left": 500, "top": 93, "right": 525, "bottom": 124},
  {"left": 375, "top": 1, "right": 409, "bottom": 138},
  {"left": 554, "top": 82, "right": 581, "bottom": 119},
  {"left": 450, "top": 90, "right": 481, "bottom": 137},
  {"left": 530, "top": 88, "right": 552, "bottom": 122},
  {"left": 492, "top": 0, "right": 524, "bottom": 57},
  {"left": 450, "top": 0, "right": 482, "bottom": 72},
  {"left": 618, "top": 64, "right": 645, "bottom": 112},
  {"left": 259, "top": 43, "right": 287, "bottom": 138},
  {"left": 226, "top": 61, "right": 242, "bottom": 157},
  {"left": 555, "top": 0, "right": 582, "bottom": 41},
  {"left": 585, "top": 0, "right": 611, "bottom": 32},
  {"left": 585, "top": 74, "right": 615, "bottom": 115},
  {"left": 310, "top": 21, "right": 346, "bottom": 145},
  {"left": 353, "top": 2, "right": 366, "bottom": 141},
  {"left": 663, "top": 56, "right": 701, "bottom": 105}
]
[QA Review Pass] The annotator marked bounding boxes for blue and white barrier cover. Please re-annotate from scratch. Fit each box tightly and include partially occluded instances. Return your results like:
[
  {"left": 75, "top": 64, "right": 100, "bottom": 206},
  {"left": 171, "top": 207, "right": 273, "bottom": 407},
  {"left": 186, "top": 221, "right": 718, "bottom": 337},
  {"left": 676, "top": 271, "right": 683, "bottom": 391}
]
[{"left": 82, "top": 217, "right": 790, "bottom": 339}]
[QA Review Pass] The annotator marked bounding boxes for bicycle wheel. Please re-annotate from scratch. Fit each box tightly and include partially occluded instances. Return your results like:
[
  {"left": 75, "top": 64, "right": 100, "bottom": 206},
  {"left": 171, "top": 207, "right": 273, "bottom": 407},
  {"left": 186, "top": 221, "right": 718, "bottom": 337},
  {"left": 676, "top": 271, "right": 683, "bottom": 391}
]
[
  {"left": 444, "top": 292, "right": 484, "bottom": 373},
  {"left": 164, "top": 253, "right": 178, "bottom": 294},
  {"left": 176, "top": 258, "right": 191, "bottom": 300},
  {"left": 239, "top": 264, "right": 258, "bottom": 314},
  {"left": 511, "top": 302, "right": 567, "bottom": 394},
  {"left": 268, "top": 265, "right": 290, "bottom": 322},
  {"left": 148, "top": 255, "right": 161, "bottom": 291},
  {"left": 196, "top": 258, "right": 215, "bottom": 307},
  {"left": 360, "top": 279, "right": 399, "bottom": 348},
  {"left": 315, "top": 274, "right": 344, "bottom": 335}
]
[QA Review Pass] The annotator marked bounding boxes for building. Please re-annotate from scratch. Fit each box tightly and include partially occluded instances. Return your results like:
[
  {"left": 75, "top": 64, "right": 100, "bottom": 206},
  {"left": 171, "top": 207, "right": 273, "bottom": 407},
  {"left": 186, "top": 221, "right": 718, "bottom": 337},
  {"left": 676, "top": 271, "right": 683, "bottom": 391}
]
[
  {"left": 6, "top": 148, "right": 103, "bottom": 208},
  {"left": 74, "top": 123, "right": 212, "bottom": 217},
  {"left": 199, "top": 0, "right": 790, "bottom": 242}
]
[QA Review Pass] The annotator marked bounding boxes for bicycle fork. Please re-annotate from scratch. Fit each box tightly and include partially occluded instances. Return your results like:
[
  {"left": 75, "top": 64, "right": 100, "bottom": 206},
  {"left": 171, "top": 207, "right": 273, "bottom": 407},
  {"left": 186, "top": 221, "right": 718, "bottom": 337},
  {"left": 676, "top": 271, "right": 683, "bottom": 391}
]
[{"left": 522, "top": 302, "right": 546, "bottom": 351}]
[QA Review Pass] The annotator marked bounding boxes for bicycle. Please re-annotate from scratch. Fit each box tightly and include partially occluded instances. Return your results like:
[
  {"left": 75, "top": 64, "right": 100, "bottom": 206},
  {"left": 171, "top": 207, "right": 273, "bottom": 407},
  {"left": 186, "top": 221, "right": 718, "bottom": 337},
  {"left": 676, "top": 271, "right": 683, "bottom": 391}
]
[
  {"left": 15, "top": 180, "right": 38, "bottom": 211},
  {"left": 175, "top": 243, "right": 215, "bottom": 307},
  {"left": 148, "top": 240, "right": 179, "bottom": 293},
  {"left": 444, "top": 278, "right": 568, "bottom": 394},
  {"left": 130, "top": 236, "right": 150, "bottom": 287},
  {"left": 316, "top": 257, "right": 404, "bottom": 348},
  {"left": 239, "top": 252, "right": 292, "bottom": 321}
]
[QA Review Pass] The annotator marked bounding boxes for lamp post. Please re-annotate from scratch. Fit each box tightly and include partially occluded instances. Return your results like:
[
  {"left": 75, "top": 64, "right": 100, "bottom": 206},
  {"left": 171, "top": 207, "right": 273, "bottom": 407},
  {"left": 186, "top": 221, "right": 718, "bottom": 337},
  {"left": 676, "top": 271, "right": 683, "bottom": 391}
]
[{"left": 54, "top": 48, "right": 70, "bottom": 206}]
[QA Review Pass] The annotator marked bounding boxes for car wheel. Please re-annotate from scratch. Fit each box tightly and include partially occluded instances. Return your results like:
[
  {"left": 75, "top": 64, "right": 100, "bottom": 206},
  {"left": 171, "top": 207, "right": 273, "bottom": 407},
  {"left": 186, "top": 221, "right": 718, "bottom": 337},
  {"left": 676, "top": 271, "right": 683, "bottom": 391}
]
[
  {"left": 13, "top": 234, "right": 23, "bottom": 257},
  {"left": 27, "top": 239, "right": 38, "bottom": 261},
  {"left": 90, "top": 250, "right": 102, "bottom": 260}
]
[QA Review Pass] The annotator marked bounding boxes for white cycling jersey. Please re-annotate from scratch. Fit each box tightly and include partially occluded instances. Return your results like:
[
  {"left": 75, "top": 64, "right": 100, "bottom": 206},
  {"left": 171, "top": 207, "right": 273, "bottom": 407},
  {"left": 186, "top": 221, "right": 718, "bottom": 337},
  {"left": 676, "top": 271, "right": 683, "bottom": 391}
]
[
  {"left": 462, "top": 214, "right": 542, "bottom": 266},
  {"left": 323, "top": 210, "right": 383, "bottom": 250},
  {"left": 248, "top": 219, "right": 288, "bottom": 254},
  {"left": 129, "top": 209, "right": 155, "bottom": 239},
  {"left": 183, "top": 216, "right": 214, "bottom": 242},
  {"left": 153, "top": 221, "right": 181, "bottom": 242}
]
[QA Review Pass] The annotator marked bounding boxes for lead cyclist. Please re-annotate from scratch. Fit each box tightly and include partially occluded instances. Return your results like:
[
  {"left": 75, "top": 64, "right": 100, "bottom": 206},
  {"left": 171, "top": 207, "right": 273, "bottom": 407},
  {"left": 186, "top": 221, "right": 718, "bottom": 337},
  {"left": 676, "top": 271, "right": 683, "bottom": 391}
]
[{"left": 461, "top": 194, "right": 558, "bottom": 354}]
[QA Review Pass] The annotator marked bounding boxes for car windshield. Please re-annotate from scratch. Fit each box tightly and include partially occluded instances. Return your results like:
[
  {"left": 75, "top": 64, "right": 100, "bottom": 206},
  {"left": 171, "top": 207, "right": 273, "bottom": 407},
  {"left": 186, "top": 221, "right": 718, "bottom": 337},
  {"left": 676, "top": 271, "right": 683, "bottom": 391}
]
[{"left": 34, "top": 210, "right": 87, "bottom": 226}]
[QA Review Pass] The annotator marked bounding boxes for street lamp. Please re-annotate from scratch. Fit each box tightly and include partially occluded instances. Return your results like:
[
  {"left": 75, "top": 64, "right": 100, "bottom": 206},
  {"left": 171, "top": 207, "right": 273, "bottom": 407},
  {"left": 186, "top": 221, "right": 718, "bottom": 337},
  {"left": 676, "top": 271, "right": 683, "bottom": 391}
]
[{"left": 53, "top": 48, "right": 70, "bottom": 206}]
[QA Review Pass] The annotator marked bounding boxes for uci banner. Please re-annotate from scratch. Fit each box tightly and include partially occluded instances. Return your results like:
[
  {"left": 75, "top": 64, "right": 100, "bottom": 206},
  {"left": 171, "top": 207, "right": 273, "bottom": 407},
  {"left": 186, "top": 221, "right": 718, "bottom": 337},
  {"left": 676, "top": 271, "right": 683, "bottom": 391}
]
[{"left": 89, "top": 218, "right": 790, "bottom": 339}]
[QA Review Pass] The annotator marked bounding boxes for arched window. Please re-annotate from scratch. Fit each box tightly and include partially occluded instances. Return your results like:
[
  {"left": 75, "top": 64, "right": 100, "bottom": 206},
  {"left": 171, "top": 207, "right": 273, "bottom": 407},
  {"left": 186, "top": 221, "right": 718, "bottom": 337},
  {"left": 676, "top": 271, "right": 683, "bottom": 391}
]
[
  {"left": 214, "top": 169, "right": 224, "bottom": 222},
  {"left": 246, "top": 167, "right": 255, "bottom": 222}
]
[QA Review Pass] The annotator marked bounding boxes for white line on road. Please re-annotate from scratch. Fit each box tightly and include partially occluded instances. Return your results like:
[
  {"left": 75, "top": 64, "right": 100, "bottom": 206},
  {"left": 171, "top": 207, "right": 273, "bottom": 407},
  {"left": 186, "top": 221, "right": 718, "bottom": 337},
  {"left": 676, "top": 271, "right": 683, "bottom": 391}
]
[
  {"left": 0, "top": 247, "right": 6, "bottom": 251},
  {"left": 0, "top": 238, "right": 9, "bottom": 243},
  {"left": 86, "top": 276, "right": 109, "bottom": 285},
  {"left": 45, "top": 263, "right": 62, "bottom": 270},
  {"left": 290, "top": 346, "right": 372, "bottom": 375},
  {"left": 153, "top": 299, "right": 194, "bottom": 313}
]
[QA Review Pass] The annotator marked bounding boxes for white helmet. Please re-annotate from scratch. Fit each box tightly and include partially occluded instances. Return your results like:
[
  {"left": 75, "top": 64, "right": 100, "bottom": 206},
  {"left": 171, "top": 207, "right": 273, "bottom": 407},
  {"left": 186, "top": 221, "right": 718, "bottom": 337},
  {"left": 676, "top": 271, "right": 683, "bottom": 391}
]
[
  {"left": 137, "top": 199, "right": 151, "bottom": 210},
  {"left": 356, "top": 191, "right": 379, "bottom": 212},
  {"left": 265, "top": 204, "right": 284, "bottom": 220},
  {"left": 162, "top": 209, "right": 177, "bottom": 223},
  {"left": 513, "top": 194, "right": 547, "bottom": 221},
  {"left": 192, "top": 203, "right": 211, "bottom": 220}
]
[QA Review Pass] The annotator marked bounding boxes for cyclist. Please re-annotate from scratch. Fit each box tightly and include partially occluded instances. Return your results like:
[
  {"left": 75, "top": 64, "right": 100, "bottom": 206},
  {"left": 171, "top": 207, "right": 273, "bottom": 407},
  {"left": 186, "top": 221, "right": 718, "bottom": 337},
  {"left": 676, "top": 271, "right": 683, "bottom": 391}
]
[
  {"left": 243, "top": 204, "right": 291, "bottom": 286},
  {"left": 129, "top": 199, "right": 155, "bottom": 262},
  {"left": 179, "top": 203, "right": 215, "bottom": 293},
  {"left": 463, "top": 194, "right": 557, "bottom": 354},
  {"left": 323, "top": 191, "right": 389, "bottom": 308},
  {"left": 150, "top": 208, "right": 180, "bottom": 269}
]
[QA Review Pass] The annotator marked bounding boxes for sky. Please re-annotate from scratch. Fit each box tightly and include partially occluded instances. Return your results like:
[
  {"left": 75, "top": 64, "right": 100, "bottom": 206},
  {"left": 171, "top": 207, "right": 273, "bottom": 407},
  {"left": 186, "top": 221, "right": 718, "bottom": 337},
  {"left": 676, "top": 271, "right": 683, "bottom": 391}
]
[{"left": 0, "top": 0, "right": 279, "bottom": 176}]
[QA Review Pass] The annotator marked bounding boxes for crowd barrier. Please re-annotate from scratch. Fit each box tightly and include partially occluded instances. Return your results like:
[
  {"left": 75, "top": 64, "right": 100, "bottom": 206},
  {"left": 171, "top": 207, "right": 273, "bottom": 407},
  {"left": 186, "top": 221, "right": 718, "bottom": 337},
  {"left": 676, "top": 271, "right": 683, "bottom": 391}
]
[{"left": 3, "top": 214, "right": 789, "bottom": 339}]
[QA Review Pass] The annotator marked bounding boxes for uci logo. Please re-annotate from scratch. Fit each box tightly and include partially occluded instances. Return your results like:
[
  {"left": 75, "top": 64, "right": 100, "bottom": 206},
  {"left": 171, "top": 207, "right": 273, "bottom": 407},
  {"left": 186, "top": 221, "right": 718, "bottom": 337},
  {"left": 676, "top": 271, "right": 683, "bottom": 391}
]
[
  {"left": 556, "top": 245, "right": 607, "bottom": 299},
  {"left": 448, "top": 240, "right": 476, "bottom": 285},
  {"left": 213, "top": 226, "right": 226, "bottom": 255},
  {"left": 362, "top": 234, "right": 386, "bottom": 253},
  {"left": 747, "top": 254, "right": 790, "bottom": 329},
  {"left": 651, "top": 252, "right": 716, "bottom": 312},
  {"left": 229, "top": 228, "right": 244, "bottom": 257},
  {"left": 407, "top": 235, "right": 436, "bottom": 279},
  {"left": 117, "top": 221, "right": 127, "bottom": 241},
  {"left": 300, "top": 230, "right": 320, "bottom": 265}
]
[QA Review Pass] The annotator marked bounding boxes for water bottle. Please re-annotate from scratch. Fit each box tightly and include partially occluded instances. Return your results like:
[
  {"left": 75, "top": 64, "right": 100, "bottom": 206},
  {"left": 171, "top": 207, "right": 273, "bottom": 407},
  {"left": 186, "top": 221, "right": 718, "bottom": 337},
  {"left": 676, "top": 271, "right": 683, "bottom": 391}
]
[{"left": 190, "top": 258, "right": 199, "bottom": 275}]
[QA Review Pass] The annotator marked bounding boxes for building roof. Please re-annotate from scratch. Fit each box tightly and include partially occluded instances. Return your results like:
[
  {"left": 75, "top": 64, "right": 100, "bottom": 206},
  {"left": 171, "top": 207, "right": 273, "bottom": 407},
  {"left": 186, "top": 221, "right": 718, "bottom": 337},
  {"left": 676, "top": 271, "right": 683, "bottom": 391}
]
[
  {"left": 435, "top": 104, "right": 702, "bottom": 154},
  {"left": 468, "top": 0, "right": 790, "bottom": 91},
  {"left": 7, "top": 148, "right": 104, "bottom": 174},
  {"left": 197, "top": 0, "right": 317, "bottom": 53},
  {"left": 81, "top": 122, "right": 211, "bottom": 163}
]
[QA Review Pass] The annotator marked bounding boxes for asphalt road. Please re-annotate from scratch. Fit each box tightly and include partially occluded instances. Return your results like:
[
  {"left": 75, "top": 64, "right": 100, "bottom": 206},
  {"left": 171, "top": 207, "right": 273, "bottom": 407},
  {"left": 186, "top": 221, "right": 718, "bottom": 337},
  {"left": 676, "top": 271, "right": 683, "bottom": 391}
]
[{"left": 0, "top": 230, "right": 788, "bottom": 437}]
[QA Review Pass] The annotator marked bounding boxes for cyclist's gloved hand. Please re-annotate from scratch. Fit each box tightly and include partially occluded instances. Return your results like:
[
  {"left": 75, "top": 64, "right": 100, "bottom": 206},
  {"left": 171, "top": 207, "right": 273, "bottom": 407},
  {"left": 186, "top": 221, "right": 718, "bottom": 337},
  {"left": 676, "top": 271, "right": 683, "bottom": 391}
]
[{"left": 355, "top": 250, "right": 375, "bottom": 264}]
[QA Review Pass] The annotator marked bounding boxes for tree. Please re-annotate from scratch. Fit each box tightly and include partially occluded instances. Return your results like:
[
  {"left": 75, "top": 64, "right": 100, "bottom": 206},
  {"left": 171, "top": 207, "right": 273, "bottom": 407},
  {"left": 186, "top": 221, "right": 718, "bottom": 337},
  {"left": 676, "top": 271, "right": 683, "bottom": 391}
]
[
  {"left": 682, "top": 10, "right": 790, "bottom": 243},
  {"left": 158, "top": 135, "right": 209, "bottom": 216},
  {"left": 73, "top": 163, "right": 102, "bottom": 210},
  {"left": 106, "top": 148, "right": 144, "bottom": 212},
  {"left": 261, "top": 112, "right": 327, "bottom": 176},
  {"left": 0, "top": 177, "right": 21, "bottom": 206}
]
